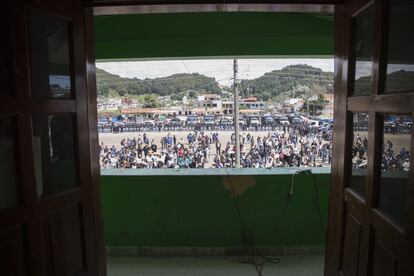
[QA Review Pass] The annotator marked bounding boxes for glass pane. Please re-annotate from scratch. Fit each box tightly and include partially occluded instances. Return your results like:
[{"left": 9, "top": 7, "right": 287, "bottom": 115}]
[
  {"left": 384, "top": 1, "right": 414, "bottom": 93},
  {"left": 29, "top": 11, "right": 72, "bottom": 98},
  {"left": 0, "top": 118, "right": 18, "bottom": 209},
  {"left": 349, "top": 112, "right": 369, "bottom": 196},
  {"left": 32, "top": 114, "right": 78, "bottom": 197},
  {"left": 378, "top": 115, "right": 411, "bottom": 225},
  {"left": 352, "top": 5, "right": 375, "bottom": 96}
]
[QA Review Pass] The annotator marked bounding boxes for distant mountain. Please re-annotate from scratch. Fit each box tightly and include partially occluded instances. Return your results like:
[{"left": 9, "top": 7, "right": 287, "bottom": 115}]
[
  {"left": 96, "top": 68, "right": 221, "bottom": 99},
  {"left": 96, "top": 64, "right": 335, "bottom": 101},
  {"left": 354, "top": 69, "right": 414, "bottom": 95},
  {"left": 238, "top": 64, "right": 334, "bottom": 101}
]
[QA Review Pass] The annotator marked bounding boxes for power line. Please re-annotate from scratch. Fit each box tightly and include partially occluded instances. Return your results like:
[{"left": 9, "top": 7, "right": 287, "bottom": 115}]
[
  {"left": 96, "top": 75, "right": 232, "bottom": 86},
  {"left": 96, "top": 72, "right": 333, "bottom": 86}
]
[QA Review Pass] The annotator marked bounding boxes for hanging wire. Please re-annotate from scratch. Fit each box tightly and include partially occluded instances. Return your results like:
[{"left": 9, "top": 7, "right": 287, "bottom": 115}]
[
  {"left": 224, "top": 168, "right": 327, "bottom": 276},
  {"left": 226, "top": 174, "right": 281, "bottom": 276}
]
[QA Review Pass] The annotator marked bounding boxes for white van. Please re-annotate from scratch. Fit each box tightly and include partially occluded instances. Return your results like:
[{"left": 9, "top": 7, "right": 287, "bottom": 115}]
[{"left": 308, "top": 120, "right": 319, "bottom": 128}]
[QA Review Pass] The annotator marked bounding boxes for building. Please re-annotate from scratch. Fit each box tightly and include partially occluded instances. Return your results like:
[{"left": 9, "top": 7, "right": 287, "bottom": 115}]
[
  {"left": 322, "top": 94, "right": 334, "bottom": 117},
  {"left": 222, "top": 97, "right": 265, "bottom": 115},
  {"left": 120, "top": 107, "right": 179, "bottom": 117},
  {"left": 2, "top": 1, "right": 412, "bottom": 276},
  {"left": 191, "top": 107, "right": 222, "bottom": 115},
  {"left": 197, "top": 93, "right": 222, "bottom": 109},
  {"left": 198, "top": 93, "right": 221, "bottom": 102},
  {"left": 222, "top": 101, "right": 234, "bottom": 114},
  {"left": 283, "top": 98, "right": 305, "bottom": 113},
  {"left": 239, "top": 96, "right": 266, "bottom": 110}
]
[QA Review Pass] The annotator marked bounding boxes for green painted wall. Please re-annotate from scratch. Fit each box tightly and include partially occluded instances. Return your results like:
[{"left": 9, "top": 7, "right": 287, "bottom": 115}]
[
  {"left": 101, "top": 173, "right": 330, "bottom": 247},
  {"left": 94, "top": 12, "right": 334, "bottom": 60}
]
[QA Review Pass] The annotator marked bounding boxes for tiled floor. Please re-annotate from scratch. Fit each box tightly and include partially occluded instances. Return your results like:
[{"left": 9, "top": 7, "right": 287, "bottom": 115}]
[{"left": 107, "top": 254, "right": 325, "bottom": 276}]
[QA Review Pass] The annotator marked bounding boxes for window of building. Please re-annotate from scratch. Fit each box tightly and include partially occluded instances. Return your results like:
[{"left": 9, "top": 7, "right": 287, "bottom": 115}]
[{"left": 97, "top": 58, "right": 334, "bottom": 171}]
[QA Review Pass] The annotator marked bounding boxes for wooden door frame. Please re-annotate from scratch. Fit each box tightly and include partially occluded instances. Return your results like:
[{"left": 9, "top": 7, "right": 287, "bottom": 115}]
[
  {"left": 1, "top": 0, "right": 109, "bottom": 275},
  {"left": 324, "top": 3, "right": 347, "bottom": 274},
  {"left": 81, "top": 2, "right": 338, "bottom": 276},
  {"left": 83, "top": 6, "right": 107, "bottom": 276},
  {"left": 325, "top": 0, "right": 414, "bottom": 275},
  {"left": 22, "top": 0, "right": 410, "bottom": 274},
  {"left": 2, "top": 1, "right": 342, "bottom": 276}
]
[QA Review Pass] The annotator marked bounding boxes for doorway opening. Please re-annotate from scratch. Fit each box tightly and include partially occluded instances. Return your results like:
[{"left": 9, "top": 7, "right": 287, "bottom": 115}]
[{"left": 93, "top": 5, "right": 335, "bottom": 276}]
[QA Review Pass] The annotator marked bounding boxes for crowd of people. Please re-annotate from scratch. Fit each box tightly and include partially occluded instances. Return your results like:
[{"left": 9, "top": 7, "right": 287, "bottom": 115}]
[
  {"left": 98, "top": 120, "right": 305, "bottom": 133},
  {"left": 99, "top": 125, "right": 333, "bottom": 169},
  {"left": 351, "top": 133, "right": 369, "bottom": 170},
  {"left": 382, "top": 140, "right": 410, "bottom": 172},
  {"left": 352, "top": 133, "right": 410, "bottom": 173}
]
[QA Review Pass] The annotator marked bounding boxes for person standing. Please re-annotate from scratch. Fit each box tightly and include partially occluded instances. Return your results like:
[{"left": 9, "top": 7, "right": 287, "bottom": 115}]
[{"left": 216, "top": 140, "right": 221, "bottom": 155}]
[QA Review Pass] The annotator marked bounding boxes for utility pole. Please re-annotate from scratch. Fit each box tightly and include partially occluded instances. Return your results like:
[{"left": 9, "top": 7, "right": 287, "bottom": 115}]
[{"left": 233, "top": 59, "right": 241, "bottom": 168}]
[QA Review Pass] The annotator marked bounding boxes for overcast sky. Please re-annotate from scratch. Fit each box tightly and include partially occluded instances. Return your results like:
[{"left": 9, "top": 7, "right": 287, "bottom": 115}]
[{"left": 97, "top": 58, "right": 334, "bottom": 86}]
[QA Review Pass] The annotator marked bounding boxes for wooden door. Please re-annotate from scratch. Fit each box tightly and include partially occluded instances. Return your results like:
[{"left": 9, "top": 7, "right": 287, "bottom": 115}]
[
  {"left": 0, "top": 0, "right": 105, "bottom": 275},
  {"left": 326, "top": 0, "right": 414, "bottom": 275}
]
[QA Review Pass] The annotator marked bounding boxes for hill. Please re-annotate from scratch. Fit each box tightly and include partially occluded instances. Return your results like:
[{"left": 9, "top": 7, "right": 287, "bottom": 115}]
[
  {"left": 238, "top": 64, "right": 334, "bottom": 101},
  {"left": 354, "top": 69, "right": 414, "bottom": 95},
  {"left": 96, "top": 64, "right": 334, "bottom": 101},
  {"left": 96, "top": 68, "right": 221, "bottom": 100}
]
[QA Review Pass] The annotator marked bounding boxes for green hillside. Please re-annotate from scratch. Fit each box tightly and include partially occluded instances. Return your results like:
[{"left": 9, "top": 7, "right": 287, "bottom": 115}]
[
  {"left": 96, "top": 64, "right": 334, "bottom": 101},
  {"left": 238, "top": 64, "right": 334, "bottom": 101},
  {"left": 96, "top": 68, "right": 221, "bottom": 100}
]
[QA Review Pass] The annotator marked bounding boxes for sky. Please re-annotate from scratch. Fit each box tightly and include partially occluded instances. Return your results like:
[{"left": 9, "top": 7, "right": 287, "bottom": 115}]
[{"left": 96, "top": 58, "right": 334, "bottom": 86}]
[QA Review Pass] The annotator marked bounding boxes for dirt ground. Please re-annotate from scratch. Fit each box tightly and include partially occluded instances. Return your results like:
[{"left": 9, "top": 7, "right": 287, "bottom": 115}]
[
  {"left": 99, "top": 130, "right": 277, "bottom": 150},
  {"left": 99, "top": 130, "right": 410, "bottom": 167},
  {"left": 99, "top": 130, "right": 278, "bottom": 167}
]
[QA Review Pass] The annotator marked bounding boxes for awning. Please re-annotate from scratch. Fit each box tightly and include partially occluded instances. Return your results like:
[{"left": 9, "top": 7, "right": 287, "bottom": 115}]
[{"left": 95, "top": 12, "right": 333, "bottom": 60}]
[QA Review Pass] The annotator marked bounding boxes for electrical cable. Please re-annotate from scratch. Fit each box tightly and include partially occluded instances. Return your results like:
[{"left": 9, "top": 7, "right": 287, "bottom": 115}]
[
  {"left": 226, "top": 175, "right": 281, "bottom": 276},
  {"left": 270, "top": 170, "right": 301, "bottom": 242},
  {"left": 286, "top": 169, "right": 326, "bottom": 236},
  {"left": 225, "top": 168, "right": 327, "bottom": 276},
  {"left": 302, "top": 170, "right": 327, "bottom": 236}
]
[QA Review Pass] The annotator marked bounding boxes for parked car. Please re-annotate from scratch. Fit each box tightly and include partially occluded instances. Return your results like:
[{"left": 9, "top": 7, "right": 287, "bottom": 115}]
[
  {"left": 204, "top": 115, "right": 215, "bottom": 125},
  {"left": 221, "top": 117, "right": 233, "bottom": 125},
  {"left": 170, "top": 118, "right": 182, "bottom": 126},
  {"left": 144, "top": 120, "right": 155, "bottom": 126},
  {"left": 262, "top": 116, "right": 275, "bottom": 125},
  {"left": 186, "top": 115, "right": 198, "bottom": 125},
  {"left": 249, "top": 117, "right": 261, "bottom": 126},
  {"left": 292, "top": 117, "right": 303, "bottom": 124},
  {"left": 239, "top": 118, "right": 247, "bottom": 126},
  {"left": 308, "top": 120, "right": 320, "bottom": 128},
  {"left": 279, "top": 119, "right": 290, "bottom": 126},
  {"left": 319, "top": 123, "right": 332, "bottom": 132}
]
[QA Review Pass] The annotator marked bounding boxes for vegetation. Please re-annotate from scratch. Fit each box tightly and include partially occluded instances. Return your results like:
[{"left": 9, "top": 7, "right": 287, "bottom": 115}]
[
  {"left": 96, "top": 68, "right": 221, "bottom": 98},
  {"left": 355, "top": 69, "right": 414, "bottom": 94},
  {"left": 300, "top": 94, "right": 329, "bottom": 116},
  {"left": 96, "top": 64, "right": 334, "bottom": 103},
  {"left": 142, "top": 94, "right": 160, "bottom": 108},
  {"left": 238, "top": 64, "right": 334, "bottom": 101}
]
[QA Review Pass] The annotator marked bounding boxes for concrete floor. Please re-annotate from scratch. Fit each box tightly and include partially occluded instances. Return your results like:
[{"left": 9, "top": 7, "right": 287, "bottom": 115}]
[{"left": 107, "top": 254, "right": 325, "bottom": 276}]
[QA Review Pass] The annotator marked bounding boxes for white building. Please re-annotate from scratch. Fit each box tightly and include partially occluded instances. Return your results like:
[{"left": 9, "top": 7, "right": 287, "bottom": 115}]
[
  {"left": 240, "top": 96, "right": 265, "bottom": 110},
  {"left": 197, "top": 94, "right": 222, "bottom": 109},
  {"left": 283, "top": 98, "right": 305, "bottom": 113}
]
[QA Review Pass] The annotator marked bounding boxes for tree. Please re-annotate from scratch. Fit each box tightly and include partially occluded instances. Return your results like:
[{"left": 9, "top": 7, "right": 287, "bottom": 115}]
[
  {"left": 142, "top": 94, "right": 160, "bottom": 108},
  {"left": 118, "top": 88, "right": 127, "bottom": 96},
  {"left": 188, "top": 90, "right": 198, "bottom": 98},
  {"left": 238, "top": 64, "right": 334, "bottom": 101},
  {"left": 96, "top": 68, "right": 221, "bottom": 98},
  {"left": 300, "top": 94, "right": 328, "bottom": 116}
]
